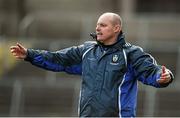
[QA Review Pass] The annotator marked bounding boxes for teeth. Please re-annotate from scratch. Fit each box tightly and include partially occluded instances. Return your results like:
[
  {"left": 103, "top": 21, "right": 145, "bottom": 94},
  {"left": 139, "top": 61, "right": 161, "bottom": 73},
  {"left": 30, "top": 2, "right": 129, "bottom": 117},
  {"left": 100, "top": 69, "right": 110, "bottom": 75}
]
[{"left": 97, "top": 32, "right": 102, "bottom": 35}]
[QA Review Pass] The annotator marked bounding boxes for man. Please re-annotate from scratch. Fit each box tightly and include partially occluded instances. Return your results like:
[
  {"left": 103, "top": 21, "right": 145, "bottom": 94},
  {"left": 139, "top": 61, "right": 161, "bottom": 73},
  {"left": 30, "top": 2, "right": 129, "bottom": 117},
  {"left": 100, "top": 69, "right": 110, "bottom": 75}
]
[{"left": 10, "top": 12, "right": 173, "bottom": 117}]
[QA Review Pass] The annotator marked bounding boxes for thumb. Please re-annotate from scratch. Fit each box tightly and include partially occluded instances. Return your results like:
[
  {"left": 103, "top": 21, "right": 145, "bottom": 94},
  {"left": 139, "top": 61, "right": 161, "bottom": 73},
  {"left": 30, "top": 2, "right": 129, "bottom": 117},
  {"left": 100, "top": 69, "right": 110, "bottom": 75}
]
[
  {"left": 161, "top": 65, "right": 166, "bottom": 80},
  {"left": 162, "top": 65, "right": 166, "bottom": 74}
]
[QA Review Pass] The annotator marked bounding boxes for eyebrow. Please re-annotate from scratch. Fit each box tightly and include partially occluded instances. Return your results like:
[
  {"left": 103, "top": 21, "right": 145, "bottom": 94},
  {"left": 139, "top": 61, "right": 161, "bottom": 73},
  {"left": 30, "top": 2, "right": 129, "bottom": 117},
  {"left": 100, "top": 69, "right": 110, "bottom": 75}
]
[{"left": 96, "top": 23, "right": 107, "bottom": 26}]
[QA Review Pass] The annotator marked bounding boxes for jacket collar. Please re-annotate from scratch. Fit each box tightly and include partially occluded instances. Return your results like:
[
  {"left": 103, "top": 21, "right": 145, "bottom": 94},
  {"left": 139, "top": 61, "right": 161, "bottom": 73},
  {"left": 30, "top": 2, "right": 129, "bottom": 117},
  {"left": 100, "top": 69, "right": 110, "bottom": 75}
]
[{"left": 113, "top": 32, "right": 126, "bottom": 50}]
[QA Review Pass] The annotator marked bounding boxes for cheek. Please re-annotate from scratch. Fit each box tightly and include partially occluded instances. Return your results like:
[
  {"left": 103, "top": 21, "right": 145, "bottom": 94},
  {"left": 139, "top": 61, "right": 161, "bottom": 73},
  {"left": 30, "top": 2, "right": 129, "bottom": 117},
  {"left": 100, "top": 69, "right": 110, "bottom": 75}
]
[
  {"left": 104, "top": 29, "right": 114, "bottom": 36},
  {"left": 97, "top": 28, "right": 114, "bottom": 40}
]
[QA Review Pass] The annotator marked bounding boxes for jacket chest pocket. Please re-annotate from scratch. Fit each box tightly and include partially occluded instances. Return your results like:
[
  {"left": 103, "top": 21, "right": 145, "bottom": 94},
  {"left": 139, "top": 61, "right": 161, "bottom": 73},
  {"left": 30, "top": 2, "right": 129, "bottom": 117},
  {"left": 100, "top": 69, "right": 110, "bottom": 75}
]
[{"left": 106, "top": 62, "right": 127, "bottom": 76}]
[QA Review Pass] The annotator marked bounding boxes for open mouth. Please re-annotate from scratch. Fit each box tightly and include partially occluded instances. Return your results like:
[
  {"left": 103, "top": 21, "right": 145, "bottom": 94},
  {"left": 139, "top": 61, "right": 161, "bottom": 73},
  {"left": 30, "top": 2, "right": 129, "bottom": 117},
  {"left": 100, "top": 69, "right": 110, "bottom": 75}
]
[{"left": 96, "top": 32, "right": 103, "bottom": 36}]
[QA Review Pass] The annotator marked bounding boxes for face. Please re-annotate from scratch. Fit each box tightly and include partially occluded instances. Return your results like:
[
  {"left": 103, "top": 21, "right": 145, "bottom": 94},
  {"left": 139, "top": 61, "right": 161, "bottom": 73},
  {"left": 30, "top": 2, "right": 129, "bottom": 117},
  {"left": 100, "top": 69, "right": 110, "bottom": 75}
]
[{"left": 96, "top": 15, "right": 118, "bottom": 44}]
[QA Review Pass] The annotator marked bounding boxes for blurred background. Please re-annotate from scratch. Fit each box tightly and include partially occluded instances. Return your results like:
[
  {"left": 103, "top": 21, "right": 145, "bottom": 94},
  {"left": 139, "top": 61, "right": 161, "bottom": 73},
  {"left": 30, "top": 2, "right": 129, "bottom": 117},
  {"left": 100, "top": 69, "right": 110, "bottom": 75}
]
[{"left": 0, "top": 0, "right": 180, "bottom": 117}]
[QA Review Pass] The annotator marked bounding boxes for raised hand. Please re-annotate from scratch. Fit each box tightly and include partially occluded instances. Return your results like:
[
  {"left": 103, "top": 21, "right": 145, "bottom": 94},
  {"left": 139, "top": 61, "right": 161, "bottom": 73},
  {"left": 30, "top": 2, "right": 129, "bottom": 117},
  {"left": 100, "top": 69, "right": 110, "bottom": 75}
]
[
  {"left": 10, "top": 43, "right": 27, "bottom": 59},
  {"left": 157, "top": 65, "right": 171, "bottom": 84}
]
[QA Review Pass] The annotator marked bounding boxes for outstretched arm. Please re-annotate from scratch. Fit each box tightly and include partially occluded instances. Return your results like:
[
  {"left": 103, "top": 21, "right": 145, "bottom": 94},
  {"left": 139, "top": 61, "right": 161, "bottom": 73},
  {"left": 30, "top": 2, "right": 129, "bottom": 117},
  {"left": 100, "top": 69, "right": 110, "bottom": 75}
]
[
  {"left": 10, "top": 43, "right": 82, "bottom": 75},
  {"left": 129, "top": 46, "right": 173, "bottom": 88}
]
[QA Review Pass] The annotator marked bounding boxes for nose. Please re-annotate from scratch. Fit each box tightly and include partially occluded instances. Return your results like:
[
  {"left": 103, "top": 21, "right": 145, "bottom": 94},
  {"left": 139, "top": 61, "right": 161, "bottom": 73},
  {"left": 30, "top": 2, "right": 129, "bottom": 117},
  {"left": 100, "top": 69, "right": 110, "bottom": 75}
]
[{"left": 96, "top": 25, "right": 100, "bottom": 31}]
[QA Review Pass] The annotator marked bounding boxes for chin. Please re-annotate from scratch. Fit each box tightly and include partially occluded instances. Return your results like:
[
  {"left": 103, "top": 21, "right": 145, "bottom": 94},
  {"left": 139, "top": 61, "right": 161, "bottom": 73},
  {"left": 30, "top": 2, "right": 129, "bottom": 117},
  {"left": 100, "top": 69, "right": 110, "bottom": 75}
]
[{"left": 97, "top": 38, "right": 104, "bottom": 41}]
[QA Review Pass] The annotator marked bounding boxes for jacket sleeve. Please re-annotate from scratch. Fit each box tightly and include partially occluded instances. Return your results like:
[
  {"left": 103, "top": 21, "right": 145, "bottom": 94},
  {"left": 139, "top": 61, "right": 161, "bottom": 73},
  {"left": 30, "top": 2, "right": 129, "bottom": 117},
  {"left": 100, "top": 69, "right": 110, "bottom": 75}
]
[
  {"left": 65, "top": 64, "right": 82, "bottom": 75},
  {"left": 128, "top": 45, "right": 173, "bottom": 88},
  {"left": 24, "top": 45, "right": 84, "bottom": 74}
]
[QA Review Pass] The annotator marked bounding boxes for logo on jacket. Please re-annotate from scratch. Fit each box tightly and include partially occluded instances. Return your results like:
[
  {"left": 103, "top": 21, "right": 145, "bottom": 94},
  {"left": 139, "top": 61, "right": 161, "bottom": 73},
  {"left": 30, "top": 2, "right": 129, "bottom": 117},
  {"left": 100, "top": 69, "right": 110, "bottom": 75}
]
[{"left": 112, "top": 54, "right": 119, "bottom": 63}]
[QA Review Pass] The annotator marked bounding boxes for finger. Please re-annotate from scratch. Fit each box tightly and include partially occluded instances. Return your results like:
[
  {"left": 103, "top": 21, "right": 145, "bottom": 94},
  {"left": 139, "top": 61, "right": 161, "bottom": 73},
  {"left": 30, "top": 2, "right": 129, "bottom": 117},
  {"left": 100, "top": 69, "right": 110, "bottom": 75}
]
[
  {"left": 160, "top": 76, "right": 169, "bottom": 80},
  {"left": 157, "top": 79, "right": 168, "bottom": 84},
  {"left": 10, "top": 46, "right": 19, "bottom": 50},
  {"left": 157, "top": 78, "right": 170, "bottom": 84},
  {"left": 160, "top": 74, "right": 170, "bottom": 79},
  {"left": 16, "top": 55, "right": 25, "bottom": 59},
  {"left": 159, "top": 76, "right": 171, "bottom": 83},
  {"left": 161, "top": 72, "right": 169, "bottom": 77},
  {"left": 161, "top": 71, "right": 170, "bottom": 78},
  {"left": 10, "top": 49, "right": 16, "bottom": 53},
  {"left": 10, "top": 48, "right": 19, "bottom": 53},
  {"left": 15, "top": 56, "right": 22, "bottom": 59},
  {"left": 11, "top": 51, "right": 21, "bottom": 56},
  {"left": 11, "top": 51, "right": 18, "bottom": 56},
  {"left": 13, "top": 54, "right": 18, "bottom": 57},
  {"left": 16, "top": 43, "right": 24, "bottom": 49}
]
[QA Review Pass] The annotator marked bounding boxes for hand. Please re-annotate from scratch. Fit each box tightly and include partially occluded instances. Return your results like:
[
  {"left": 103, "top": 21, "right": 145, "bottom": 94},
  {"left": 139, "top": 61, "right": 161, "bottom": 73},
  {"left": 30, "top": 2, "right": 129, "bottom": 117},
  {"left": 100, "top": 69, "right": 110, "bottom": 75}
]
[
  {"left": 10, "top": 43, "right": 27, "bottom": 59},
  {"left": 157, "top": 66, "right": 172, "bottom": 84}
]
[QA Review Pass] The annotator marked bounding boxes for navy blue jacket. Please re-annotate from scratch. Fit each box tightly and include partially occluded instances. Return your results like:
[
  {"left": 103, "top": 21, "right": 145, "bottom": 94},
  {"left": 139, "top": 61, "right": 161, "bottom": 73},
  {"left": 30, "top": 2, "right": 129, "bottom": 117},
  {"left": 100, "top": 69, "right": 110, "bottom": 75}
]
[{"left": 25, "top": 33, "right": 173, "bottom": 117}]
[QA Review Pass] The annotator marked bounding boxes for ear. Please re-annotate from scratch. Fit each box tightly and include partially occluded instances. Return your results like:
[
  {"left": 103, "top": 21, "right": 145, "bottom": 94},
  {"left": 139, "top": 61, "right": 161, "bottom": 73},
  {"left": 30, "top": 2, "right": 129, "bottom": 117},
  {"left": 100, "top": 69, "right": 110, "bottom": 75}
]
[{"left": 113, "top": 25, "right": 121, "bottom": 33}]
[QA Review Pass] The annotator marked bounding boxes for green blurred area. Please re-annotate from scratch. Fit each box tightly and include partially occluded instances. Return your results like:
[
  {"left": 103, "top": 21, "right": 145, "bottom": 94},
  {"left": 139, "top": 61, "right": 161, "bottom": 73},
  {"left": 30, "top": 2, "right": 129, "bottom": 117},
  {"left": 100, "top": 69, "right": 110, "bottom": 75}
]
[{"left": 0, "top": 40, "right": 32, "bottom": 78}]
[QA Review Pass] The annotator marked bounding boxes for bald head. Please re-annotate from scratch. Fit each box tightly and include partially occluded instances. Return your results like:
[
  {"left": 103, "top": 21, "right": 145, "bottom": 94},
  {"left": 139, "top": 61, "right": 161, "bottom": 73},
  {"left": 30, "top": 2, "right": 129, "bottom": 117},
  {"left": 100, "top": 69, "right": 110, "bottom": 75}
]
[
  {"left": 99, "top": 12, "right": 122, "bottom": 27},
  {"left": 96, "top": 12, "right": 123, "bottom": 45}
]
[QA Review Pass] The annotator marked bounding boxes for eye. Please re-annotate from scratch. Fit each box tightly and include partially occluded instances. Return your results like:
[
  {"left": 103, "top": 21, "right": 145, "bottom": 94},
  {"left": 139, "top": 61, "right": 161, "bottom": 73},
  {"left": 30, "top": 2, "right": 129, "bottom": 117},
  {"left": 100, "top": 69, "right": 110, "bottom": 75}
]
[
  {"left": 100, "top": 23, "right": 106, "bottom": 27},
  {"left": 102, "top": 24, "right": 107, "bottom": 27},
  {"left": 97, "top": 23, "right": 107, "bottom": 28}
]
